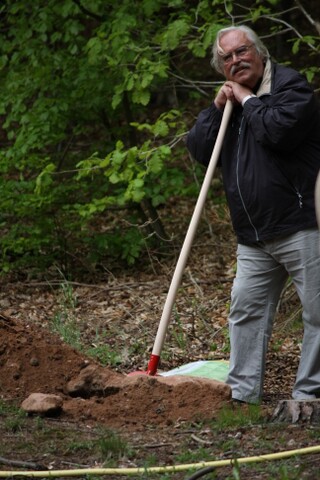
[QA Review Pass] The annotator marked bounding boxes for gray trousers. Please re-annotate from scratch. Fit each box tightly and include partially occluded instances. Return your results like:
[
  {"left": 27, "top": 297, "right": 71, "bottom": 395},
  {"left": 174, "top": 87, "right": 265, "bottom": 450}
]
[{"left": 227, "top": 228, "right": 320, "bottom": 403}]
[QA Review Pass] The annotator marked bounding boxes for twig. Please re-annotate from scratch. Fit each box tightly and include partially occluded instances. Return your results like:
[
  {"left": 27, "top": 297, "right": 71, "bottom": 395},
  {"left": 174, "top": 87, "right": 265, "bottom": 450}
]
[
  {"left": 186, "top": 268, "right": 204, "bottom": 297},
  {"left": 294, "top": 0, "right": 320, "bottom": 34},
  {"left": 191, "top": 434, "right": 213, "bottom": 446},
  {"left": 60, "top": 461, "right": 90, "bottom": 468},
  {"left": 0, "top": 456, "right": 47, "bottom": 470},
  {"left": 258, "top": 15, "right": 318, "bottom": 51},
  {"left": 141, "top": 442, "right": 174, "bottom": 448},
  {"left": 6, "top": 280, "right": 162, "bottom": 291}
]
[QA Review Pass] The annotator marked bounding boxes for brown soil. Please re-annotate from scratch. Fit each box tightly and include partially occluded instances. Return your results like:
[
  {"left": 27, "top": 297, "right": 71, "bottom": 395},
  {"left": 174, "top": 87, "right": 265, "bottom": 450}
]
[{"left": 0, "top": 312, "right": 231, "bottom": 430}]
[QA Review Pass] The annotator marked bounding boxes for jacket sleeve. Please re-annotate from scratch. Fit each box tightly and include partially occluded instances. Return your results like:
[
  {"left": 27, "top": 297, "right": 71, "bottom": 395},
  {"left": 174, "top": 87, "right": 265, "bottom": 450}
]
[
  {"left": 186, "top": 103, "right": 224, "bottom": 166},
  {"left": 242, "top": 68, "right": 318, "bottom": 152}
]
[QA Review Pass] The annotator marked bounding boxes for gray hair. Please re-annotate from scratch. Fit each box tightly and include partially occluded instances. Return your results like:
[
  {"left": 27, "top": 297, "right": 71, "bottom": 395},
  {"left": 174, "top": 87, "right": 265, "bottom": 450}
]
[{"left": 211, "top": 25, "right": 270, "bottom": 74}]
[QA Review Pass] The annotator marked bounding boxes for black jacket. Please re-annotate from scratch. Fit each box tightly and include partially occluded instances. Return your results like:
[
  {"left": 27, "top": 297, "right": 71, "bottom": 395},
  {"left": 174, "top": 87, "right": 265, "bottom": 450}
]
[{"left": 187, "top": 61, "right": 320, "bottom": 245}]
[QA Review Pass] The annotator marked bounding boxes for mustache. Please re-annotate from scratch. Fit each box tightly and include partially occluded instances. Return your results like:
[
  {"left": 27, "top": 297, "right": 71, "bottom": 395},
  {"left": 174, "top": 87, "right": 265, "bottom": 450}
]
[{"left": 230, "top": 61, "right": 251, "bottom": 76}]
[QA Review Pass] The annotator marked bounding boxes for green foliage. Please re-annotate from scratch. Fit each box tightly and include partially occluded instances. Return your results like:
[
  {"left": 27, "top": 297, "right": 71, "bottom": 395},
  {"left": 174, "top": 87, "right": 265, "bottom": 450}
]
[
  {"left": 214, "top": 403, "right": 264, "bottom": 429},
  {"left": 86, "top": 328, "right": 123, "bottom": 367},
  {"left": 0, "top": 0, "right": 319, "bottom": 274},
  {"left": 50, "top": 280, "right": 83, "bottom": 349},
  {"left": 76, "top": 110, "right": 185, "bottom": 212},
  {"left": 86, "top": 344, "right": 122, "bottom": 367},
  {"left": 2, "top": 405, "right": 27, "bottom": 433},
  {"left": 98, "top": 428, "right": 132, "bottom": 462}
]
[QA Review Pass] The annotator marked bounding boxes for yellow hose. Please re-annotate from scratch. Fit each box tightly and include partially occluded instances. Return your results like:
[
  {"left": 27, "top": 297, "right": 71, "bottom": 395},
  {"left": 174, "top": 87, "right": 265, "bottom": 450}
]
[{"left": 1, "top": 444, "right": 320, "bottom": 477}]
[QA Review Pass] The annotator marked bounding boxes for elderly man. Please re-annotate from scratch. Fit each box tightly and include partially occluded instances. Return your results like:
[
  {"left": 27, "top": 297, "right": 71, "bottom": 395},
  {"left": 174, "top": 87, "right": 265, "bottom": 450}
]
[{"left": 187, "top": 26, "right": 320, "bottom": 404}]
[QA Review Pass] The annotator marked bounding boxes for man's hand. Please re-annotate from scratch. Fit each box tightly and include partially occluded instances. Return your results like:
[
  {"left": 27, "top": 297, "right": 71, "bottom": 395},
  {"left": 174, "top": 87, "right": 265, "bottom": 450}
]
[
  {"left": 214, "top": 81, "right": 253, "bottom": 109},
  {"left": 225, "top": 81, "right": 253, "bottom": 105},
  {"left": 214, "top": 84, "right": 233, "bottom": 110}
]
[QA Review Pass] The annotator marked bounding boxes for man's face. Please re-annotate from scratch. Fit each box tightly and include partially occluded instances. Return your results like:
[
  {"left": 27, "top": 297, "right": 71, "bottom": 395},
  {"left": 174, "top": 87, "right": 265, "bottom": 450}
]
[{"left": 219, "top": 31, "right": 265, "bottom": 89}]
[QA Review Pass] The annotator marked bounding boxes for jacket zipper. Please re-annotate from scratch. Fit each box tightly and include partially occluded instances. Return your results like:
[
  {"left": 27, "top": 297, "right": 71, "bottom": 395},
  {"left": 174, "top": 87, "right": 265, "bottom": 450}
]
[
  {"left": 297, "top": 192, "right": 303, "bottom": 208},
  {"left": 236, "top": 117, "right": 260, "bottom": 242}
]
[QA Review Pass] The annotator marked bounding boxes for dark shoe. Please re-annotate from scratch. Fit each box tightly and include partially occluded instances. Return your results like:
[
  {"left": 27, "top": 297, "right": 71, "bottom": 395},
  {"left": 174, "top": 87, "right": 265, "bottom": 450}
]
[{"left": 231, "top": 398, "right": 247, "bottom": 406}]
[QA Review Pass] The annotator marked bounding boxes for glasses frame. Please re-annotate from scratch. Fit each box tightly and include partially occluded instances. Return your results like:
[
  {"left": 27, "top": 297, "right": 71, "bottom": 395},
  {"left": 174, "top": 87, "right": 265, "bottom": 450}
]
[{"left": 219, "top": 44, "right": 255, "bottom": 65}]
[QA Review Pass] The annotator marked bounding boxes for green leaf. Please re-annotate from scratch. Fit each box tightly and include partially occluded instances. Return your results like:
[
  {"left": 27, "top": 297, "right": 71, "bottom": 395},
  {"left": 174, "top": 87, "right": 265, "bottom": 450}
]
[
  {"left": 292, "top": 39, "right": 300, "bottom": 55},
  {"left": 158, "top": 18, "right": 190, "bottom": 50},
  {"left": 132, "top": 178, "right": 144, "bottom": 188},
  {"left": 132, "top": 89, "right": 151, "bottom": 106},
  {"left": 126, "top": 74, "right": 135, "bottom": 91},
  {"left": 153, "top": 120, "right": 169, "bottom": 137},
  {"left": 109, "top": 172, "right": 121, "bottom": 184},
  {"left": 34, "top": 163, "right": 56, "bottom": 195},
  {"left": 203, "top": 23, "right": 224, "bottom": 50},
  {"left": 188, "top": 40, "right": 206, "bottom": 58},
  {"left": 148, "top": 154, "right": 163, "bottom": 174}
]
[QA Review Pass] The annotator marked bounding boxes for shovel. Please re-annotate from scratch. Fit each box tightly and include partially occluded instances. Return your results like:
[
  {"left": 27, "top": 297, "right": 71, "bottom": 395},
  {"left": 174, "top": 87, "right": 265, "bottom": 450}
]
[
  {"left": 132, "top": 99, "right": 233, "bottom": 376},
  {"left": 316, "top": 169, "right": 320, "bottom": 229}
]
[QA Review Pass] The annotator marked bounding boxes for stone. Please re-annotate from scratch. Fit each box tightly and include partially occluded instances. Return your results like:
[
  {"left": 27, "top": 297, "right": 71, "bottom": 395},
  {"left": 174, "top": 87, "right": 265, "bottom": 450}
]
[{"left": 21, "top": 393, "right": 63, "bottom": 416}]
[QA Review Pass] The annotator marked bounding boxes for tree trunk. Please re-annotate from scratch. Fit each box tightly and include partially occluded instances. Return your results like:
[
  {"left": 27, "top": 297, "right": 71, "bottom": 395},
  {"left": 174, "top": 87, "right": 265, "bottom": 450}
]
[
  {"left": 271, "top": 399, "right": 320, "bottom": 423},
  {"left": 140, "top": 199, "right": 170, "bottom": 242}
]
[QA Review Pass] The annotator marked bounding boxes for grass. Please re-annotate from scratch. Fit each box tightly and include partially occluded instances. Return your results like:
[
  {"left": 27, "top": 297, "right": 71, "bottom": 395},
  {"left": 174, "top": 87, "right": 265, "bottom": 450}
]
[
  {"left": 1, "top": 398, "right": 320, "bottom": 479},
  {"left": 232, "top": 459, "right": 310, "bottom": 480},
  {"left": 98, "top": 428, "right": 132, "bottom": 464},
  {"left": 175, "top": 446, "right": 214, "bottom": 463},
  {"left": 49, "top": 281, "right": 82, "bottom": 350},
  {"left": 0, "top": 401, "right": 27, "bottom": 434},
  {"left": 51, "top": 310, "right": 83, "bottom": 350},
  {"left": 0, "top": 400, "right": 133, "bottom": 466},
  {"left": 86, "top": 343, "right": 122, "bottom": 367},
  {"left": 171, "top": 313, "right": 187, "bottom": 350},
  {"left": 49, "top": 281, "right": 126, "bottom": 367},
  {"left": 213, "top": 403, "right": 264, "bottom": 430},
  {"left": 6, "top": 279, "right": 319, "bottom": 479}
]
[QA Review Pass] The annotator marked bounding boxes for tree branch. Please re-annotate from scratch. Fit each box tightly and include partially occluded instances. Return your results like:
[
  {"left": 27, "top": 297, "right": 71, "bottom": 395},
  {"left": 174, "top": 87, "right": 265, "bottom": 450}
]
[
  {"left": 294, "top": 0, "right": 320, "bottom": 34},
  {"left": 72, "top": 0, "right": 103, "bottom": 21}
]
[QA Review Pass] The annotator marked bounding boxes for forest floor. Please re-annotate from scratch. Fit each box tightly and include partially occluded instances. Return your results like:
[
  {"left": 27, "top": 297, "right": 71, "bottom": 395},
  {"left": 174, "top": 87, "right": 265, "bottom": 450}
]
[{"left": 1, "top": 197, "right": 320, "bottom": 479}]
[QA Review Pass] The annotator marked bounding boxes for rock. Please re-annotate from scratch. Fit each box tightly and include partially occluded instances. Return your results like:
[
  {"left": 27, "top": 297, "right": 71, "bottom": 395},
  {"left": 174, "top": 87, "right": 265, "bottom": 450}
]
[
  {"left": 30, "top": 357, "right": 39, "bottom": 366},
  {"left": 66, "top": 364, "right": 126, "bottom": 397},
  {"left": 21, "top": 393, "right": 63, "bottom": 416}
]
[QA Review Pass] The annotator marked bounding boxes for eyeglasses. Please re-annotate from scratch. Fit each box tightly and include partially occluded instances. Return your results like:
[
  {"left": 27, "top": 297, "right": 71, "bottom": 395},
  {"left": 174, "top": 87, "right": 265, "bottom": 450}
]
[{"left": 219, "top": 44, "right": 254, "bottom": 65}]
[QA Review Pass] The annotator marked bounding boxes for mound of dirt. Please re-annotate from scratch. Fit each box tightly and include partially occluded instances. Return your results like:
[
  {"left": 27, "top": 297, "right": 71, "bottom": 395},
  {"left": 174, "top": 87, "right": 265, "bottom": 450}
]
[{"left": 0, "top": 314, "right": 231, "bottom": 430}]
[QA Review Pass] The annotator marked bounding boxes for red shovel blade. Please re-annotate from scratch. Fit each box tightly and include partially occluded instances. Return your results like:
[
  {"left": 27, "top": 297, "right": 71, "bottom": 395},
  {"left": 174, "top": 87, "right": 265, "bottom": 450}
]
[{"left": 128, "top": 354, "right": 160, "bottom": 376}]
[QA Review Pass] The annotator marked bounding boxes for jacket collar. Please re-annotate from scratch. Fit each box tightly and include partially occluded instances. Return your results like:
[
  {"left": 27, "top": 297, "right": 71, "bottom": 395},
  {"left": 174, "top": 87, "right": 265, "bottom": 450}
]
[{"left": 256, "top": 58, "right": 272, "bottom": 96}]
